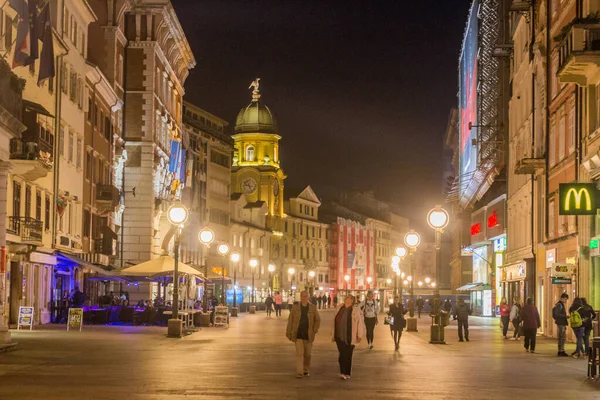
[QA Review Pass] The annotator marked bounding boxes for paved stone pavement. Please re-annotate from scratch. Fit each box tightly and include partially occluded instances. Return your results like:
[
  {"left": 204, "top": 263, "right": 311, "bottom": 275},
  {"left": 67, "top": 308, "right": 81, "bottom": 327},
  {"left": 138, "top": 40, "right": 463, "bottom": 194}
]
[{"left": 0, "top": 308, "right": 597, "bottom": 399}]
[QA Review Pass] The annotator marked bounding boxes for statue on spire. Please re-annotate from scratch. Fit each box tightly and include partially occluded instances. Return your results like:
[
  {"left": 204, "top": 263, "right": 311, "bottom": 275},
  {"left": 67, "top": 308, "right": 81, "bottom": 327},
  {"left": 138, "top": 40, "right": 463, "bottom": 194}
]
[{"left": 249, "top": 78, "right": 261, "bottom": 101}]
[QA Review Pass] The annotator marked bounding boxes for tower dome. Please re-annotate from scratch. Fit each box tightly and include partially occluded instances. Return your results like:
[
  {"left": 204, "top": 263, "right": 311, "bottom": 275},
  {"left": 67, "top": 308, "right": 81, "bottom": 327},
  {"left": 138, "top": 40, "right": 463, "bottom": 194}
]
[{"left": 235, "top": 78, "right": 278, "bottom": 134}]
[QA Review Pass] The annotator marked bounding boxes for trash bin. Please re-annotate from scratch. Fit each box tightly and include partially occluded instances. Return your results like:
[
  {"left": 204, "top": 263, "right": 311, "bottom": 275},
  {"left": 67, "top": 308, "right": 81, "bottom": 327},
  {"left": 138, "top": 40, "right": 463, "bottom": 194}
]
[{"left": 440, "top": 311, "right": 450, "bottom": 327}]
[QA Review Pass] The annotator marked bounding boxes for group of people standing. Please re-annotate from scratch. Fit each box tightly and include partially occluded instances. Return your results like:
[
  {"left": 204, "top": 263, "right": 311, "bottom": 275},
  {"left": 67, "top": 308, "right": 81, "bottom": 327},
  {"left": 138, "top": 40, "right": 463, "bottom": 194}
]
[{"left": 265, "top": 292, "right": 331, "bottom": 318}]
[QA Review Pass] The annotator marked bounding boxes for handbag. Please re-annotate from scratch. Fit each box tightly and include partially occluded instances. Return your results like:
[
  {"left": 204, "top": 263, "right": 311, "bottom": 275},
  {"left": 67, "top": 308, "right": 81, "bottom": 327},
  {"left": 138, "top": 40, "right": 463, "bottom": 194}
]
[{"left": 384, "top": 316, "right": 393, "bottom": 325}]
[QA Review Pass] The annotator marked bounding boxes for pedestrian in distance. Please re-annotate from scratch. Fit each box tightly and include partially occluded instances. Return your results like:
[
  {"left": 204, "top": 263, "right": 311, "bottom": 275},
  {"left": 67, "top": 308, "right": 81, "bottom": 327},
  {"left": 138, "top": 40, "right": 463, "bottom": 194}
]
[
  {"left": 359, "top": 290, "right": 379, "bottom": 349},
  {"left": 510, "top": 297, "right": 522, "bottom": 340},
  {"left": 416, "top": 296, "right": 424, "bottom": 319},
  {"left": 321, "top": 294, "right": 327, "bottom": 309},
  {"left": 333, "top": 295, "right": 339, "bottom": 308},
  {"left": 286, "top": 291, "right": 321, "bottom": 379},
  {"left": 317, "top": 295, "right": 322, "bottom": 309},
  {"left": 499, "top": 297, "right": 510, "bottom": 339},
  {"left": 331, "top": 294, "right": 364, "bottom": 380},
  {"left": 569, "top": 297, "right": 586, "bottom": 359},
  {"left": 520, "top": 297, "right": 540, "bottom": 353},
  {"left": 453, "top": 297, "right": 471, "bottom": 342},
  {"left": 288, "top": 294, "right": 295, "bottom": 311},
  {"left": 274, "top": 292, "right": 283, "bottom": 317},
  {"left": 310, "top": 294, "right": 317, "bottom": 306},
  {"left": 388, "top": 295, "right": 407, "bottom": 351},
  {"left": 552, "top": 293, "right": 569, "bottom": 357},
  {"left": 265, "top": 294, "right": 274, "bottom": 317},
  {"left": 580, "top": 298, "right": 596, "bottom": 357},
  {"left": 325, "top": 294, "right": 330, "bottom": 309},
  {"left": 444, "top": 298, "right": 452, "bottom": 314}
]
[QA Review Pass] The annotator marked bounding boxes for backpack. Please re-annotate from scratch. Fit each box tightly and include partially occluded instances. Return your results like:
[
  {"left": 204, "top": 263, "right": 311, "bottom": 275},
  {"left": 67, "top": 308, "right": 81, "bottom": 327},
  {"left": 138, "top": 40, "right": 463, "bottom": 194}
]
[
  {"left": 570, "top": 307, "right": 583, "bottom": 328},
  {"left": 552, "top": 302, "right": 563, "bottom": 321}
]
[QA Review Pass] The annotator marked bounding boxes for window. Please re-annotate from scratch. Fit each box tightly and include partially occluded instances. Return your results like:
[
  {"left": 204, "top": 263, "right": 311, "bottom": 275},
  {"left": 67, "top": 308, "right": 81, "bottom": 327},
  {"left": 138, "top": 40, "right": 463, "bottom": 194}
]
[
  {"left": 61, "top": 62, "right": 67, "bottom": 94},
  {"left": 558, "top": 112, "right": 565, "bottom": 160},
  {"left": 246, "top": 145, "right": 255, "bottom": 161},
  {"left": 300, "top": 247, "right": 304, "bottom": 259},
  {"left": 319, "top": 248, "right": 323, "bottom": 261},
  {"left": 299, "top": 204, "right": 302, "bottom": 213},
  {"left": 48, "top": 76, "right": 54, "bottom": 94},
  {"left": 83, "top": 209, "right": 90, "bottom": 238},
  {"left": 81, "top": 32, "right": 85, "bottom": 56},
  {"left": 325, "top": 275, "right": 329, "bottom": 283},
  {"left": 292, "top": 245, "right": 296, "bottom": 259},
  {"left": 87, "top": 98, "right": 92, "bottom": 122},
  {"left": 285, "top": 221, "right": 288, "bottom": 232},
  {"left": 36, "top": 192, "right": 41, "bottom": 221},
  {"left": 210, "top": 179, "right": 229, "bottom": 197},
  {"left": 64, "top": 9, "right": 69, "bottom": 35},
  {"left": 117, "top": 55, "right": 124, "bottom": 86},
  {"left": 549, "top": 119, "right": 556, "bottom": 167},
  {"left": 305, "top": 205, "right": 309, "bottom": 214},
  {"left": 104, "top": 116, "right": 112, "bottom": 141},
  {"left": 68, "top": 132, "right": 74, "bottom": 163},
  {"left": 59, "top": 127, "right": 64, "bottom": 157},
  {"left": 551, "top": 54, "right": 558, "bottom": 99},
  {"left": 210, "top": 151, "right": 230, "bottom": 168},
  {"left": 312, "top": 247, "right": 316, "bottom": 259},
  {"left": 312, "top": 227, "right": 315, "bottom": 237},
  {"left": 76, "top": 138, "right": 82, "bottom": 168},
  {"left": 293, "top": 223, "right": 296, "bottom": 236},
  {"left": 284, "top": 243, "right": 289, "bottom": 258},
  {"left": 209, "top": 209, "right": 230, "bottom": 226},
  {"left": 300, "top": 225, "right": 303, "bottom": 235},
  {"left": 548, "top": 199, "right": 555, "bottom": 238},
  {"left": 13, "top": 182, "right": 21, "bottom": 217},
  {"left": 318, "top": 274, "right": 323, "bottom": 283},
  {"left": 86, "top": 150, "right": 92, "bottom": 180},
  {"left": 311, "top": 208, "right": 314, "bottom": 217},
  {"left": 45, "top": 196, "right": 50, "bottom": 230},
  {"left": 70, "top": 71, "right": 77, "bottom": 101},
  {"left": 25, "top": 186, "right": 31, "bottom": 218},
  {"left": 568, "top": 104, "right": 575, "bottom": 153},
  {"left": 94, "top": 104, "right": 99, "bottom": 127}
]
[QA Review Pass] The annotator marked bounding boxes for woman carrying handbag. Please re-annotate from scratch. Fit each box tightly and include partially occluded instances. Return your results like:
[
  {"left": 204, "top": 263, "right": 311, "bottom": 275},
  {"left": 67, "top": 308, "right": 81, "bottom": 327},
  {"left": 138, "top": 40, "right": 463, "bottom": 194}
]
[{"left": 388, "top": 296, "right": 407, "bottom": 352}]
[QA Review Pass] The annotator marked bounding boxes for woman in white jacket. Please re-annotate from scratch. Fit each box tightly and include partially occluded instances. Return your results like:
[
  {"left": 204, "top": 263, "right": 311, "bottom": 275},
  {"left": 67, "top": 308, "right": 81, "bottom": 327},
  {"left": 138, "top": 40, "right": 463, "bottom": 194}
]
[{"left": 331, "top": 294, "right": 365, "bottom": 380}]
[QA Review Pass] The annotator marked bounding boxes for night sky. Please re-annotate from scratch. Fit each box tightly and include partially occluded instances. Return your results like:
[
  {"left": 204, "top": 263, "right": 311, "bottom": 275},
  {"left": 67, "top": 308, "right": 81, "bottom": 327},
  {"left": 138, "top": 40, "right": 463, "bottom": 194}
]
[{"left": 171, "top": 0, "right": 471, "bottom": 219}]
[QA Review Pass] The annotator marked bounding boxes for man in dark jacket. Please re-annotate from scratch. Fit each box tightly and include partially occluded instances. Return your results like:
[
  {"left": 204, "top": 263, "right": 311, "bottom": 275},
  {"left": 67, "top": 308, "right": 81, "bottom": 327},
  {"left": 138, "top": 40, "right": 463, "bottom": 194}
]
[
  {"left": 453, "top": 298, "right": 471, "bottom": 342},
  {"left": 552, "top": 293, "right": 569, "bottom": 357},
  {"left": 416, "top": 297, "right": 424, "bottom": 318},
  {"left": 72, "top": 287, "right": 85, "bottom": 308}
]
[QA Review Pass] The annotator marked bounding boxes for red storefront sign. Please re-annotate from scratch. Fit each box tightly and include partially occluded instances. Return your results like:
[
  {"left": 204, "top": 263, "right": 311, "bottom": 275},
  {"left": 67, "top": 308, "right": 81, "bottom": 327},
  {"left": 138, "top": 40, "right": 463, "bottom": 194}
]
[
  {"left": 471, "top": 223, "right": 481, "bottom": 236},
  {"left": 488, "top": 210, "right": 498, "bottom": 228}
]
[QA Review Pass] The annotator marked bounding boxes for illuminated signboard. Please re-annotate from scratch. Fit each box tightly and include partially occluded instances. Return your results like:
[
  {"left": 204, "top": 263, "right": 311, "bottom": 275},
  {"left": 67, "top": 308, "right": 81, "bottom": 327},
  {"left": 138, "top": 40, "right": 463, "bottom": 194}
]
[
  {"left": 493, "top": 236, "right": 506, "bottom": 252},
  {"left": 488, "top": 210, "right": 498, "bottom": 228},
  {"left": 591, "top": 239, "right": 599, "bottom": 249},
  {"left": 470, "top": 223, "right": 481, "bottom": 236},
  {"left": 559, "top": 183, "right": 598, "bottom": 215}
]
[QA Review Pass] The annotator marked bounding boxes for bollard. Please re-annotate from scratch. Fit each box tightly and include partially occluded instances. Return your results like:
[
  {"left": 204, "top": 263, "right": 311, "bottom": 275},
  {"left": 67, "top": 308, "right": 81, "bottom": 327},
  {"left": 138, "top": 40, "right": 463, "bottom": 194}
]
[
  {"left": 249, "top": 305, "right": 256, "bottom": 314},
  {"left": 231, "top": 307, "right": 238, "bottom": 317},
  {"left": 406, "top": 317, "right": 418, "bottom": 332}
]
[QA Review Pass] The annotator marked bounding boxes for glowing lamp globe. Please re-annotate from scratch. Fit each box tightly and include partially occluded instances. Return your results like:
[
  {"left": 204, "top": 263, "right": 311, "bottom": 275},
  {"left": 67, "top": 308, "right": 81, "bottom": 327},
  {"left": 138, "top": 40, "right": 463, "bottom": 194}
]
[
  {"left": 392, "top": 255, "right": 401, "bottom": 264},
  {"left": 167, "top": 202, "right": 188, "bottom": 225},
  {"left": 401, "top": 272, "right": 405, "bottom": 279},
  {"left": 230, "top": 252, "right": 241, "bottom": 263},
  {"left": 431, "top": 282, "right": 437, "bottom": 288},
  {"left": 198, "top": 229, "right": 215, "bottom": 246},
  {"left": 407, "top": 276, "right": 413, "bottom": 282},
  {"left": 344, "top": 275, "right": 350, "bottom": 282},
  {"left": 418, "top": 281, "right": 423, "bottom": 287},
  {"left": 249, "top": 259, "right": 258, "bottom": 268},
  {"left": 425, "top": 277, "right": 431, "bottom": 284},
  {"left": 386, "top": 278, "right": 392, "bottom": 284},
  {"left": 367, "top": 277, "right": 372, "bottom": 283},
  {"left": 404, "top": 230, "right": 421, "bottom": 249},
  {"left": 217, "top": 243, "right": 230, "bottom": 256},
  {"left": 308, "top": 270, "right": 316, "bottom": 278},
  {"left": 395, "top": 246, "right": 407, "bottom": 258},
  {"left": 288, "top": 267, "right": 295, "bottom": 275},
  {"left": 427, "top": 205, "right": 449, "bottom": 230},
  {"left": 268, "top": 264, "right": 275, "bottom": 272},
  {"left": 403, "top": 280, "right": 408, "bottom": 285}
]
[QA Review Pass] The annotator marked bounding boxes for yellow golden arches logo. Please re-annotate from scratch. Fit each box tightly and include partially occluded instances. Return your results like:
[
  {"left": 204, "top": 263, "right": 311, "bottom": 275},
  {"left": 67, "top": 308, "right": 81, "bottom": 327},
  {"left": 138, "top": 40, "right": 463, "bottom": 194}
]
[{"left": 564, "top": 188, "right": 592, "bottom": 211}]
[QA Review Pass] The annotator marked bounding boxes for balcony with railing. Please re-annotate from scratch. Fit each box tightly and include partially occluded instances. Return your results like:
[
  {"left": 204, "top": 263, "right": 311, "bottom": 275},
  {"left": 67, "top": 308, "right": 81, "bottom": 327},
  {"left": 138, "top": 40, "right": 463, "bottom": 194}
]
[
  {"left": 557, "top": 24, "right": 600, "bottom": 85},
  {"left": 95, "top": 185, "right": 120, "bottom": 208},
  {"left": 7, "top": 216, "right": 43, "bottom": 244}
]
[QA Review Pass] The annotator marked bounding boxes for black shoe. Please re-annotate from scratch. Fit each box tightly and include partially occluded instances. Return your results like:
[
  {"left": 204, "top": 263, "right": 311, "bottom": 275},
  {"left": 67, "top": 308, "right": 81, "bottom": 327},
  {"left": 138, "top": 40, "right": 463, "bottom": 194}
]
[
  {"left": 303, "top": 372, "right": 310, "bottom": 377},
  {"left": 466, "top": 338, "right": 469, "bottom": 342},
  {"left": 558, "top": 351, "right": 569, "bottom": 357},
  {"left": 459, "top": 339, "right": 464, "bottom": 342}
]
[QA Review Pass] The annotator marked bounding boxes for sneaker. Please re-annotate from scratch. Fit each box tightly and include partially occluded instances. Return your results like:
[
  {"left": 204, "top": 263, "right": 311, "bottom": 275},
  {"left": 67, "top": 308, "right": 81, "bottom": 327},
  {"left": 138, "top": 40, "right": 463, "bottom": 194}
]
[
  {"left": 369, "top": 344, "right": 373, "bottom": 350},
  {"left": 530, "top": 350, "right": 535, "bottom": 354},
  {"left": 510, "top": 337, "right": 517, "bottom": 341},
  {"left": 344, "top": 375, "right": 351, "bottom": 379},
  {"left": 573, "top": 353, "right": 581, "bottom": 359},
  {"left": 303, "top": 372, "right": 310, "bottom": 377},
  {"left": 340, "top": 374, "right": 347, "bottom": 380},
  {"left": 525, "top": 348, "right": 529, "bottom": 353},
  {"left": 558, "top": 351, "right": 569, "bottom": 357},
  {"left": 503, "top": 336, "right": 508, "bottom": 339},
  {"left": 297, "top": 374, "right": 303, "bottom": 379},
  {"left": 466, "top": 338, "right": 470, "bottom": 342}
]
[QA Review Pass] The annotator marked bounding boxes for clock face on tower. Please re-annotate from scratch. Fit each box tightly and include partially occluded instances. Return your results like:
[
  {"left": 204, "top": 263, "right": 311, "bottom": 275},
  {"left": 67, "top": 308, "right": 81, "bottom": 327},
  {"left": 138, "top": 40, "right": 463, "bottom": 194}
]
[
  {"left": 273, "top": 179, "right": 280, "bottom": 197},
  {"left": 242, "top": 178, "right": 258, "bottom": 194}
]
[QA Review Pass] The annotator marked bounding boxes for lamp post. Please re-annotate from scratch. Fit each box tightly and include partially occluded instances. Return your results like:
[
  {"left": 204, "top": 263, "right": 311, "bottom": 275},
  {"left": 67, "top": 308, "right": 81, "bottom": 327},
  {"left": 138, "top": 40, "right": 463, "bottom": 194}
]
[
  {"left": 404, "top": 230, "right": 420, "bottom": 332},
  {"left": 230, "top": 252, "right": 240, "bottom": 312},
  {"left": 249, "top": 258, "right": 258, "bottom": 305},
  {"left": 288, "top": 267, "right": 296, "bottom": 300},
  {"left": 308, "top": 270, "right": 316, "bottom": 294},
  {"left": 198, "top": 228, "right": 214, "bottom": 312},
  {"left": 344, "top": 274, "right": 350, "bottom": 296},
  {"left": 427, "top": 205, "right": 449, "bottom": 299},
  {"left": 217, "top": 243, "right": 230, "bottom": 305},
  {"left": 268, "top": 264, "right": 276, "bottom": 295},
  {"left": 166, "top": 202, "right": 188, "bottom": 338}
]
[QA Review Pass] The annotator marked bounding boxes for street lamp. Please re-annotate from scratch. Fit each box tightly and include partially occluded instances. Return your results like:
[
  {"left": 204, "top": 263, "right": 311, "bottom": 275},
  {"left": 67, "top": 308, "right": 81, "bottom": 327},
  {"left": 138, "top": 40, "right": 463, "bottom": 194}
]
[
  {"left": 250, "top": 258, "right": 258, "bottom": 305},
  {"left": 231, "top": 252, "right": 240, "bottom": 309},
  {"left": 395, "top": 246, "right": 407, "bottom": 258},
  {"left": 288, "top": 267, "right": 296, "bottom": 300},
  {"left": 166, "top": 202, "right": 188, "bottom": 337},
  {"left": 425, "top": 277, "right": 431, "bottom": 284},
  {"left": 217, "top": 243, "right": 230, "bottom": 305},
  {"left": 344, "top": 274, "right": 350, "bottom": 296},
  {"left": 404, "top": 230, "right": 420, "bottom": 322},
  {"left": 198, "top": 228, "right": 214, "bottom": 312},
  {"left": 418, "top": 281, "right": 423, "bottom": 287},
  {"left": 428, "top": 205, "right": 449, "bottom": 297},
  {"left": 308, "top": 270, "right": 316, "bottom": 294},
  {"left": 268, "top": 263, "right": 276, "bottom": 295},
  {"left": 386, "top": 278, "right": 392, "bottom": 285}
]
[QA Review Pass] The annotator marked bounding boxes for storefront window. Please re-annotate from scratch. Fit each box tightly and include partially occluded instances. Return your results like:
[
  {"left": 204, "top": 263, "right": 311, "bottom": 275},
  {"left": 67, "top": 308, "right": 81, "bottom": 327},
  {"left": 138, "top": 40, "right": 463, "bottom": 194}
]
[{"left": 473, "top": 246, "right": 488, "bottom": 284}]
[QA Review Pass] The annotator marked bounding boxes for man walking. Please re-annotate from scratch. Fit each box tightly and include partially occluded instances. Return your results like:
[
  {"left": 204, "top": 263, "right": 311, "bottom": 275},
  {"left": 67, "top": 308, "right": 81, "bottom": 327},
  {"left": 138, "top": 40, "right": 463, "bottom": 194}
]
[
  {"left": 416, "top": 296, "right": 424, "bottom": 318},
  {"left": 553, "top": 293, "right": 569, "bottom": 357},
  {"left": 453, "top": 298, "right": 471, "bottom": 342},
  {"left": 274, "top": 291, "right": 283, "bottom": 317},
  {"left": 286, "top": 291, "right": 321, "bottom": 379},
  {"left": 317, "top": 295, "right": 322, "bottom": 309}
]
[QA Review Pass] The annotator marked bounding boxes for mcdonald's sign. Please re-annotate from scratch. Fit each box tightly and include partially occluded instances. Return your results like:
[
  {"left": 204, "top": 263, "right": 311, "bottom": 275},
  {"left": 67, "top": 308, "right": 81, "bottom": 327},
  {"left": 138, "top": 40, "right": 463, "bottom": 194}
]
[{"left": 559, "top": 183, "right": 598, "bottom": 215}]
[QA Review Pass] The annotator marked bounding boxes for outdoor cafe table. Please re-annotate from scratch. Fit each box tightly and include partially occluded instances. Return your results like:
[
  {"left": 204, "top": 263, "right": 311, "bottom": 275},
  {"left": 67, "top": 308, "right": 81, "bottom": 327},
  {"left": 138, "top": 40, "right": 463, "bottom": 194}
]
[{"left": 163, "top": 310, "right": 196, "bottom": 328}]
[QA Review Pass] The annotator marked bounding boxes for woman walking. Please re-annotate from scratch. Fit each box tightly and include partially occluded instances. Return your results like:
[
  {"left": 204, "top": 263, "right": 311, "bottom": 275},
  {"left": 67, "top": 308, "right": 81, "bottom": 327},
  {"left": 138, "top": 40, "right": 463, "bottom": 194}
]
[
  {"left": 388, "top": 296, "right": 407, "bottom": 352},
  {"left": 510, "top": 297, "right": 522, "bottom": 340},
  {"left": 359, "top": 291, "right": 379, "bottom": 349},
  {"left": 331, "top": 294, "right": 364, "bottom": 380},
  {"left": 569, "top": 297, "right": 586, "bottom": 358},
  {"left": 520, "top": 297, "right": 540, "bottom": 353},
  {"left": 499, "top": 297, "right": 510, "bottom": 339},
  {"left": 581, "top": 298, "right": 596, "bottom": 356}
]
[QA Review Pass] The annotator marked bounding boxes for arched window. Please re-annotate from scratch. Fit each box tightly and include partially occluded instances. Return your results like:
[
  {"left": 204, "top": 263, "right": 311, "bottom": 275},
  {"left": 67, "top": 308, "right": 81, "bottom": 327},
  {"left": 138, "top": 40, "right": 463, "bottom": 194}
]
[{"left": 246, "top": 145, "right": 255, "bottom": 161}]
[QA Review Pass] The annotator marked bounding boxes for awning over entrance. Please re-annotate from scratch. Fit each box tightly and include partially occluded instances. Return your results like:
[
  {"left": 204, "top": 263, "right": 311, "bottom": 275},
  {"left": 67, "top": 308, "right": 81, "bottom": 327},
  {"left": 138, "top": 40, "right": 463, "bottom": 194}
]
[
  {"left": 456, "top": 282, "right": 486, "bottom": 291},
  {"left": 55, "top": 251, "right": 130, "bottom": 282}
]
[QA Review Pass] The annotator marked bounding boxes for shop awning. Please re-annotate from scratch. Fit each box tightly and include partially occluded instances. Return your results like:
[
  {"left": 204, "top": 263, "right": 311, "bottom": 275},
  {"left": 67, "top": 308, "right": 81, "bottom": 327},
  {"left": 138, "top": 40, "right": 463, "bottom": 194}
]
[
  {"left": 456, "top": 282, "right": 485, "bottom": 291},
  {"left": 55, "top": 251, "right": 130, "bottom": 282}
]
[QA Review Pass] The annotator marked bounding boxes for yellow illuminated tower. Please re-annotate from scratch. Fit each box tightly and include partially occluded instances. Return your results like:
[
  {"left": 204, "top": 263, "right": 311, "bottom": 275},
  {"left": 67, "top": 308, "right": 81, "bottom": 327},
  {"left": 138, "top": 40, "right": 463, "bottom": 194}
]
[{"left": 231, "top": 79, "right": 286, "bottom": 229}]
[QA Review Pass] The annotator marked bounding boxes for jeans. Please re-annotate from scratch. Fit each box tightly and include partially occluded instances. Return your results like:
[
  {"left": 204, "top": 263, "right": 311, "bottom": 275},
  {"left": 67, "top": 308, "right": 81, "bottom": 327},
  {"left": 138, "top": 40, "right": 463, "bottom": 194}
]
[
  {"left": 418, "top": 307, "right": 422, "bottom": 318},
  {"left": 335, "top": 339, "right": 355, "bottom": 376},
  {"left": 458, "top": 319, "right": 469, "bottom": 340},
  {"left": 523, "top": 328, "right": 537, "bottom": 351},
  {"left": 501, "top": 316, "right": 510, "bottom": 337},
  {"left": 557, "top": 324, "right": 567, "bottom": 352},
  {"left": 584, "top": 327, "right": 592, "bottom": 354},
  {"left": 294, "top": 339, "right": 312, "bottom": 375},
  {"left": 512, "top": 319, "right": 521, "bottom": 338},
  {"left": 573, "top": 326, "right": 585, "bottom": 355},
  {"left": 365, "top": 317, "right": 377, "bottom": 344},
  {"left": 275, "top": 304, "right": 281, "bottom": 316},
  {"left": 266, "top": 305, "right": 272, "bottom": 316}
]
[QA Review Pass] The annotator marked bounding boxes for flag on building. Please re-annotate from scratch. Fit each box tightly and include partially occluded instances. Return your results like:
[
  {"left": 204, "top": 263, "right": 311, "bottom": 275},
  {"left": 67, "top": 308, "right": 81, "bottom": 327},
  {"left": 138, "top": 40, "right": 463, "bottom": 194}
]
[
  {"left": 178, "top": 149, "right": 187, "bottom": 182},
  {"left": 168, "top": 140, "right": 180, "bottom": 172},
  {"left": 36, "top": 1, "right": 54, "bottom": 86},
  {"left": 9, "top": 0, "right": 37, "bottom": 68}
]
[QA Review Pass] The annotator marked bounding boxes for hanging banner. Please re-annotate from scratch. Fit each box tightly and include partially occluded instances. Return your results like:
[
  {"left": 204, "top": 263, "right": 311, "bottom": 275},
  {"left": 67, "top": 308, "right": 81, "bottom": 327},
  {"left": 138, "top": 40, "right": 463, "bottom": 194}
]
[
  {"left": 17, "top": 306, "right": 34, "bottom": 330},
  {"left": 168, "top": 140, "right": 181, "bottom": 172},
  {"left": 67, "top": 308, "right": 83, "bottom": 331}
]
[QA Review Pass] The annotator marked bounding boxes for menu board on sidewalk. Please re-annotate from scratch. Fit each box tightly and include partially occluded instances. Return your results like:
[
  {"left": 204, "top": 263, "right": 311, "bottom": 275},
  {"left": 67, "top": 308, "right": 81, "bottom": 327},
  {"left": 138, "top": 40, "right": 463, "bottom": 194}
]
[
  {"left": 17, "top": 306, "right": 34, "bottom": 330},
  {"left": 214, "top": 306, "right": 229, "bottom": 327},
  {"left": 67, "top": 308, "right": 84, "bottom": 331}
]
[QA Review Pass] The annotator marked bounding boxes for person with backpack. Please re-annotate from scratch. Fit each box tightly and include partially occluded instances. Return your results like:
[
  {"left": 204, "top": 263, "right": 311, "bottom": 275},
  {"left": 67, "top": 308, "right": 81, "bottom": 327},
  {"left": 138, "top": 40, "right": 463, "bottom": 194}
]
[
  {"left": 520, "top": 297, "right": 541, "bottom": 353},
  {"left": 509, "top": 297, "right": 522, "bottom": 340},
  {"left": 359, "top": 291, "right": 379, "bottom": 349},
  {"left": 552, "top": 293, "right": 569, "bottom": 357},
  {"left": 581, "top": 298, "right": 596, "bottom": 356},
  {"left": 265, "top": 294, "right": 274, "bottom": 318},
  {"left": 499, "top": 297, "right": 511, "bottom": 339},
  {"left": 453, "top": 297, "right": 471, "bottom": 342},
  {"left": 569, "top": 297, "right": 586, "bottom": 359}
]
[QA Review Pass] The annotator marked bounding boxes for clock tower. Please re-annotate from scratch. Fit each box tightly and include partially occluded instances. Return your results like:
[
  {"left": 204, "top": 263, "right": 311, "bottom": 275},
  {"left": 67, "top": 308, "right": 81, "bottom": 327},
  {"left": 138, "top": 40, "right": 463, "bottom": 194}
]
[{"left": 231, "top": 79, "right": 286, "bottom": 229}]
